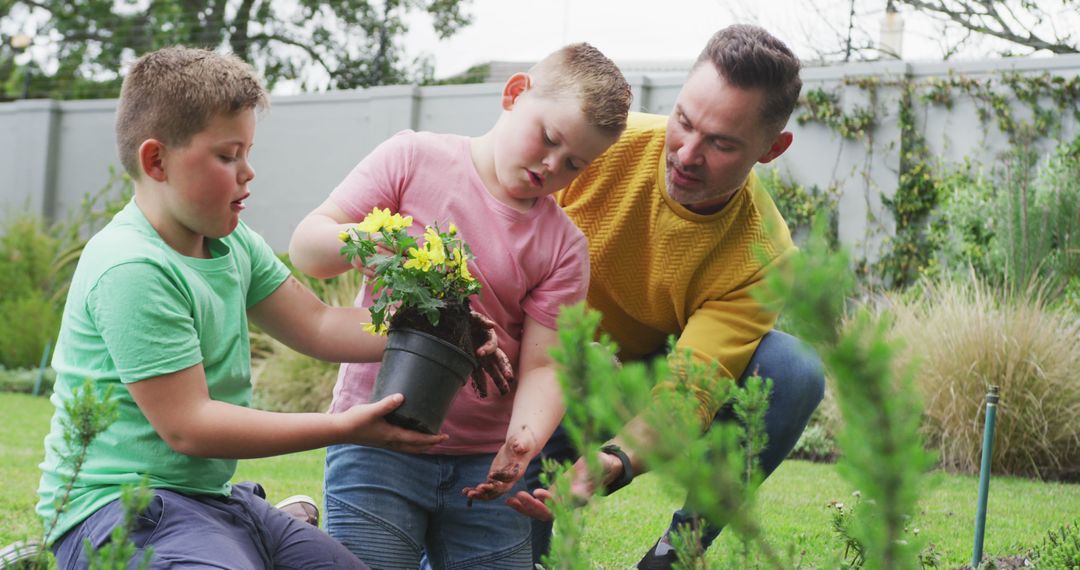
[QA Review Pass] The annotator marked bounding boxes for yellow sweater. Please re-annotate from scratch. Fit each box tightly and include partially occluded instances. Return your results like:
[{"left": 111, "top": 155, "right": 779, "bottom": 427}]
[{"left": 557, "top": 113, "right": 795, "bottom": 426}]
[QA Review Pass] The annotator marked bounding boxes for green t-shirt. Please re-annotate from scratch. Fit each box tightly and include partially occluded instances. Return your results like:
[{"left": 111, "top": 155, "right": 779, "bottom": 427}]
[{"left": 36, "top": 199, "right": 290, "bottom": 543}]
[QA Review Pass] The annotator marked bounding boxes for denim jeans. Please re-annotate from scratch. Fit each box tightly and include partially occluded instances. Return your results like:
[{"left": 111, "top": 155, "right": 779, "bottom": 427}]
[
  {"left": 525, "top": 329, "right": 826, "bottom": 563},
  {"left": 325, "top": 445, "right": 533, "bottom": 570}
]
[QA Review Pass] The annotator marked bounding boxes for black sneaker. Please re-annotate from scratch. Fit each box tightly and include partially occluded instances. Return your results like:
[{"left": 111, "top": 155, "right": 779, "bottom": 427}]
[
  {"left": 0, "top": 539, "right": 43, "bottom": 568},
  {"left": 635, "top": 533, "right": 678, "bottom": 570},
  {"left": 275, "top": 495, "right": 319, "bottom": 527}
]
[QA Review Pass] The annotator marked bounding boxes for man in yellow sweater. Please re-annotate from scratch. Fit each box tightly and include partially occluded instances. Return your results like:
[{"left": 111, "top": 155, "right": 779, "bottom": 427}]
[{"left": 512, "top": 25, "right": 826, "bottom": 569}]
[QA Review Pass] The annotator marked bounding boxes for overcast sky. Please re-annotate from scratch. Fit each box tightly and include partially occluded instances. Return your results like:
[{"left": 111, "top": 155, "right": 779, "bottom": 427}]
[{"left": 402, "top": 0, "right": 1068, "bottom": 78}]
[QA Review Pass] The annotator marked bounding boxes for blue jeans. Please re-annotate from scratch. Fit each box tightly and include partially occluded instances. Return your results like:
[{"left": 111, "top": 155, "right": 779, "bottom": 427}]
[
  {"left": 325, "top": 445, "right": 533, "bottom": 570},
  {"left": 52, "top": 481, "right": 367, "bottom": 570},
  {"left": 525, "top": 329, "right": 826, "bottom": 562}
]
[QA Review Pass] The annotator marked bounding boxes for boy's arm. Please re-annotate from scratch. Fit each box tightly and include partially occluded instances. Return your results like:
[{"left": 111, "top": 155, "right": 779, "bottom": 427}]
[
  {"left": 126, "top": 363, "right": 447, "bottom": 459},
  {"left": 463, "top": 316, "right": 564, "bottom": 501},
  {"left": 248, "top": 274, "right": 385, "bottom": 363},
  {"left": 288, "top": 199, "right": 363, "bottom": 279}
]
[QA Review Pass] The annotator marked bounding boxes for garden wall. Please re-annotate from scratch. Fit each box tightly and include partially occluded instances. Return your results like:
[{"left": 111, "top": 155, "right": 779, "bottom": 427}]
[{"left": 1, "top": 55, "right": 1077, "bottom": 255}]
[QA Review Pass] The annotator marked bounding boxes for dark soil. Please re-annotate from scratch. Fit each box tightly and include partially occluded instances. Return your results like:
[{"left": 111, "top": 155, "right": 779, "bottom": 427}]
[{"left": 390, "top": 302, "right": 476, "bottom": 361}]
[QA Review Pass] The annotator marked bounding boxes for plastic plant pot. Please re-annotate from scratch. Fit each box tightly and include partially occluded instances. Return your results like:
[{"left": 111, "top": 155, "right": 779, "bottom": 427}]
[{"left": 371, "top": 327, "right": 477, "bottom": 434}]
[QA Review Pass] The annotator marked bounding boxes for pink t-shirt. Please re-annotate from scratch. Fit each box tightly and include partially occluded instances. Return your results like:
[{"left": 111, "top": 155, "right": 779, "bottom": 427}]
[{"left": 327, "top": 130, "right": 589, "bottom": 453}]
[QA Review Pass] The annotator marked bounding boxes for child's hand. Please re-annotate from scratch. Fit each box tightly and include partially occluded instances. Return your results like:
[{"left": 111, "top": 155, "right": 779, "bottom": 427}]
[
  {"left": 350, "top": 243, "right": 394, "bottom": 279},
  {"left": 469, "top": 311, "right": 514, "bottom": 397},
  {"left": 340, "top": 394, "right": 448, "bottom": 452},
  {"left": 461, "top": 426, "right": 537, "bottom": 502},
  {"left": 505, "top": 451, "right": 614, "bottom": 521}
]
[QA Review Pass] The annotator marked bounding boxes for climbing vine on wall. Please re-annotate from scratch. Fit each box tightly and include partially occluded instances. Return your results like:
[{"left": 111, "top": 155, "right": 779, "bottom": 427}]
[{"left": 794, "top": 68, "right": 1080, "bottom": 289}]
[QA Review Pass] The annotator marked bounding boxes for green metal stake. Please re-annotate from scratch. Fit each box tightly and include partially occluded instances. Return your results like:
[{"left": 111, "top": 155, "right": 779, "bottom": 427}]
[
  {"left": 972, "top": 384, "right": 999, "bottom": 567},
  {"left": 33, "top": 339, "right": 53, "bottom": 397}
]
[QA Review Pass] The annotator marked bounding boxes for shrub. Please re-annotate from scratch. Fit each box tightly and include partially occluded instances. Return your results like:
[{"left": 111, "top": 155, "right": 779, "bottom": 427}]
[
  {"left": 0, "top": 287, "right": 61, "bottom": 370},
  {"left": 1033, "top": 518, "right": 1080, "bottom": 569},
  {"left": 929, "top": 138, "right": 1080, "bottom": 302},
  {"left": 790, "top": 423, "right": 837, "bottom": 463},
  {"left": 884, "top": 276, "right": 1080, "bottom": 480},
  {"left": 0, "top": 168, "right": 132, "bottom": 370},
  {"left": 0, "top": 216, "right": 62, "bottom": 369},
  {"left": 0, "top": 365, "right": 55, "bottom": 395}
]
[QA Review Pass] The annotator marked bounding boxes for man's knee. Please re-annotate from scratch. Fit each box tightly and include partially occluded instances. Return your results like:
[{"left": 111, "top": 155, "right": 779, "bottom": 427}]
[{"left": 751, "top": 330, "right": 824, "bottom": 401}]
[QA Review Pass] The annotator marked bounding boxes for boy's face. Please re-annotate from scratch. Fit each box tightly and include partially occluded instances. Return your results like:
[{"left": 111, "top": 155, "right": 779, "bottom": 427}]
[
  {"left": 664, "top": 63, "right": 787, "bottom": 211},
  {"left": 160, "top": 109, "right": 256, "bottom": 243},
  {"left": 492, "top": 89, "right": 616, "bottom": 203}
]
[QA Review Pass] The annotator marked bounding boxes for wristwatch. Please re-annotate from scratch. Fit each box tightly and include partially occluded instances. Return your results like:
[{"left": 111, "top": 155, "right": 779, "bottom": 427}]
[{"left": 600, "top": 443, "right": 634, "bottom": 494}]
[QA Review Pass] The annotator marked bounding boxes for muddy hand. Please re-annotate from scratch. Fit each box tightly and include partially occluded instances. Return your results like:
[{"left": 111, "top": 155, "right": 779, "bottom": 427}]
[
  {"left": 462, "top": 428, "right": 535, "bottom": 504},
  {"left": 468, "top": 311, "right": 514, "bottom": 397},
  {"left": 462, "top": 464, "right": 520, "bottom": 506}
]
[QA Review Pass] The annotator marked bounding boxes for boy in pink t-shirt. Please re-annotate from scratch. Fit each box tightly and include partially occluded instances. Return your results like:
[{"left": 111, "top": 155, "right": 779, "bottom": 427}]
[{"left": 288, "top": 44, "right": 631, "bottom": 568}]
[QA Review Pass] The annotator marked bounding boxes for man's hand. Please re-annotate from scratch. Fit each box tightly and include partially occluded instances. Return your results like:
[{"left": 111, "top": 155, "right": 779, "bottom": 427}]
[
  {"left": 505, "top": 450, "right": 624, "bottom": 521},
  {"left": 339, "top": 394, "right": 448, "bottom": 453},
  {"left": 469, "top": 311, "right": 514, "bottom": 397},
  {"left": 505, "top": 488, "right": 556, "bottom": 521},
  {"left": 462, "top": 426, "right": 537, "bottom": 502}
]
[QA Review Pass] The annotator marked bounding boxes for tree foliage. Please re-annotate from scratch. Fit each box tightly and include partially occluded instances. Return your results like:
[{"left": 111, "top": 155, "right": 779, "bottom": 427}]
[{"left": 0, "top": 0, "right": 472, "bottom": 100}]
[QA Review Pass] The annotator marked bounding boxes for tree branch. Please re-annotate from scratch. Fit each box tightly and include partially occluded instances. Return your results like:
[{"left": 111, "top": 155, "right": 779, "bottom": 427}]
[{"left": 899, "top": 0, "right": 1077, "bottom": 54}]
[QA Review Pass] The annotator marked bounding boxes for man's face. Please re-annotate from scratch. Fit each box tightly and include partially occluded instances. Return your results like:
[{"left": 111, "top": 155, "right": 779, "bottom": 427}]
[{"left": 664, "top": 63, "right": 787, "bottom": 211}]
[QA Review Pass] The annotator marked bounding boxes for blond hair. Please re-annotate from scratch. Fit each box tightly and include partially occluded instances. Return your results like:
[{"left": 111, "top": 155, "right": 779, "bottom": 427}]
[
  {"left": 528, "top": 43, "right": 632, "bottom": 136},
  {"left": 115, "top": 46, "right": 268, "bottom": 178}
]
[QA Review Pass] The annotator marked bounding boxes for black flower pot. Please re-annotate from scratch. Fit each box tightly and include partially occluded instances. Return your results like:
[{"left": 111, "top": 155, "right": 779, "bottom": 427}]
[{"left": 371, "top": 328, "right": 477, "bottom": 434}]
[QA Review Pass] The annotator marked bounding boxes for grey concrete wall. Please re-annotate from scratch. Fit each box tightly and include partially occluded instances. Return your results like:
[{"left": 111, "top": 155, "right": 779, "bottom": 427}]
[{"left": 2, "top": 55, "right": 1078, "bottom": 256}]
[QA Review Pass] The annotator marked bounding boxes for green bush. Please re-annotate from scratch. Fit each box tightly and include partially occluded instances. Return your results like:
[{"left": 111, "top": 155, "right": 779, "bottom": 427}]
[
  {"left": 1034, "top": 518, "right": 1080, "bottom": 569},
  {"left": 885, "top": 276, "right": 1080, "bottom": 480},
  {"left": 0, "top": 365, "right": 55, "bottom": 395},
  {"left": 0, "top": 169, "right": 132, "bottom": 370},
  {"left": 929, "top": 138, "right": 1080, "bottom": 303},
  {"left": 0, "top": 215, "right": 63, "bottom": 369},
  {"left": 790, "top": 423, "right": 837, "bottom": 463}
]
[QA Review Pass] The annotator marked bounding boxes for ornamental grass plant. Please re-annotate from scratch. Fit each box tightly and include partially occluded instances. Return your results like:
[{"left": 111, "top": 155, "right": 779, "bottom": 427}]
[{"left": 884, "top": 275, "right": 1080, "bottom": 481}]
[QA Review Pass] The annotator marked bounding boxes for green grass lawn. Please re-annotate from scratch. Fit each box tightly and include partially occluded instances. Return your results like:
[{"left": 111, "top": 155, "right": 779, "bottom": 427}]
[{"left": 3, "top": 392, "right": 1077, "bottom": 568}]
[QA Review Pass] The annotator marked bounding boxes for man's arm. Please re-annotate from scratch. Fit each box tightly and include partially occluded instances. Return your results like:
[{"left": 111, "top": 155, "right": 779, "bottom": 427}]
[{"left": 507, "top": 262, "right": 784, "bottom": 519}]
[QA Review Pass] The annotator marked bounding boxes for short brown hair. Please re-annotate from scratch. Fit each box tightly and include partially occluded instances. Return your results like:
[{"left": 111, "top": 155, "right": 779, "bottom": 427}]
[
  {"left": 695, "top": 25, "right": 802, "bottom": 134},
  {"left": 529, "top": 43, "right": 632, "bottom": 136},
  {"left": 116, "top": 46, "right": 268, "bottom": 178}
]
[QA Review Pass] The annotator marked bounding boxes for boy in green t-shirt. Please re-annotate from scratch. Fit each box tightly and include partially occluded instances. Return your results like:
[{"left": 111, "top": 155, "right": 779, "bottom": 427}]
[{"left": 34, "top": 46, "right": 501, "bottom": 569}]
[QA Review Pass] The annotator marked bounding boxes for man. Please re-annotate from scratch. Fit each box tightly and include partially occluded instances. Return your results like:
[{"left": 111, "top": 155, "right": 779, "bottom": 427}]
[{"left": 511, "top": 24, "right": 826, "bottom": 570}]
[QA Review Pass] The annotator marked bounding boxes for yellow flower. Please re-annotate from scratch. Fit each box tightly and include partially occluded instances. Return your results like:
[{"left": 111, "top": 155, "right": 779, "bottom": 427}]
[
  {"left": 385, "top": 213, "right": 414, "bottom": 232},
  {"left": 424, "top": 227, "right": 446, "bottom": 265},
  {"left": 446, "top": 246, "right": 464, "bottom": 268},
  {"left": 404, "top": 247, "right": 433, "bottom": 271},
  {"left": 449, "top": 223, "right": 458, "bottom": 236},
  {"left": 459, "top": 259, "right": 474, "bottom": 282},
  {"left": 357, "top": 207, "right": 392, "bottom": 234},
  {"left": 338, "top": 231, "right": 350, "bottom": 242},
  {"left": 362, "top": 322, "right": 388, "bottom": 336}
]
